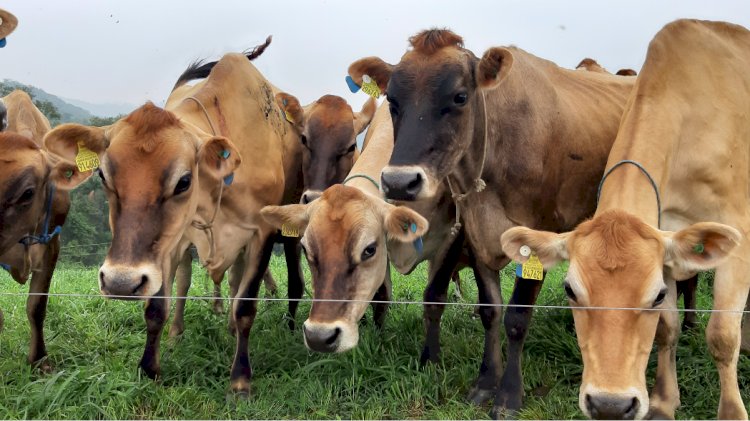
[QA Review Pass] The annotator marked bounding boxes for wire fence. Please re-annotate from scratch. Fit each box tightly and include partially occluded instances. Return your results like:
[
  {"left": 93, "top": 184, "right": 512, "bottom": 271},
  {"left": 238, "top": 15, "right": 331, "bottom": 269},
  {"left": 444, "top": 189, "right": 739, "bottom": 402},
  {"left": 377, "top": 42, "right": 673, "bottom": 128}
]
[{"left": 0, "top": 241, "right": 743, "bottom": 314}]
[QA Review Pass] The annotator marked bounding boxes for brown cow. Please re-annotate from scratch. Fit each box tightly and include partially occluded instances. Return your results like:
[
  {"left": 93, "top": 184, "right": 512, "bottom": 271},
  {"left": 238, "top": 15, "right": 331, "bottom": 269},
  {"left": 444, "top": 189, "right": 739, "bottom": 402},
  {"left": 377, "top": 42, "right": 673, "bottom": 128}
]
[
  {"left": 44, "top": 41, "right": 305, "bottom": 396},
  {"left": 576, "top": 57, "right": 609, "bottom": 73},
  {"left": 0, "top": 8, "right": 18, "bottom": 45},
  {"left": 616, "top": 68, "right": 638, "bottom": 76},
  {"left": 276, "top": 93, "right": 376, "bottom": 204},
  {"left": 0, "top": 90, "right": 88, "bottom": 369},
  {"left": 502, "top": 19, "right": 750, "bottom": 420},
  {"left": 347, "top": 29, "right": 634, "bottom": 417}
]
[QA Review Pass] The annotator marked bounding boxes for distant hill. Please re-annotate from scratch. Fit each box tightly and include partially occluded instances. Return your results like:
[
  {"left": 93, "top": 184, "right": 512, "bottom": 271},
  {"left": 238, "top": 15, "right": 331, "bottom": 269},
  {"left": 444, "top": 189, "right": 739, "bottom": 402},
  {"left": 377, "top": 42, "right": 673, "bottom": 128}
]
[{"left": 1, "top": 79, "right": 134, "bottom": 124}]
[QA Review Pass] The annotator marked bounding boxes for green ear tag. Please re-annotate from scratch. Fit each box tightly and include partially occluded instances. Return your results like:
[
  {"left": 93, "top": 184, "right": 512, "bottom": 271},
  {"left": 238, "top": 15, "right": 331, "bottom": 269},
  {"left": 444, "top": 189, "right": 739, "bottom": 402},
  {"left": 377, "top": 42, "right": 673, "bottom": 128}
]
[
  {"left": 692, "top": 243, "right": 705, "bottom": 254},
  {"left": 360, "top": 74, "right": 381, "bottom": 98},
  {"left": 219, "top": 149, "right": 230, "bottom": 159},
  {"left": 64, "top": 169, "right": 74, "bottom": 179}
]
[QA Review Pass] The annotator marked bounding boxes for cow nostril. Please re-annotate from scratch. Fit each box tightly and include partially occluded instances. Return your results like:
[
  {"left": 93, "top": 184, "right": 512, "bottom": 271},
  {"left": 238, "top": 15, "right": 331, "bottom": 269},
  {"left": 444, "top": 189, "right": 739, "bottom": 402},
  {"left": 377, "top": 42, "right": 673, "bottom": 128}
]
[
  {"left": 99, "top": 271, "right": 106, "bottom": 286},
  {"left": 301, "top": 193, "right": 310, "bottom": 204},
  {"left": 585, "top": 394, "right": 594, "bottom": 413},
  {"left": 625, "top": 397, "right": 639, "bottom": 418},
  {"left": 132, "top": 274, "right": 148, "bottom": 294},
  {"left": 325, "top": 327, "right": 341, "bottom": 345},
  {"left": 406, "top": 173, "right": 422, "bottom": 191}
]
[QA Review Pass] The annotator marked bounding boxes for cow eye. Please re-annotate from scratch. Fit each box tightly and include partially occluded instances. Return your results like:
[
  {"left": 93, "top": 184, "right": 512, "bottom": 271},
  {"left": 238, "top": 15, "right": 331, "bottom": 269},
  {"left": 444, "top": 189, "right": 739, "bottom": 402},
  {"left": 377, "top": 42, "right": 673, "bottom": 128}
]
[
  {"left": 98, "top": 169, "right": 107, "bottom": 185},
  {"left": 387, "top": 98, "right": 399, "bottom": 117},
  {"left": 361, "top": 242, "right": 377, "bottom": 261},
  {"left": 174, "top": 173, "right": 192, "bottom": 195},
  {"left": 300, "top": 135, "right": 308, "bottom": 147},
  {"left": 454, "top": 92, "right": 468, "bottom": 105},
  {"left": 347, "top": 144, "right": 356, "bottom": 153},
  {"left": 563, "top": 281, "right": 577, "bottom": 302},
  {"left": 652, "top": 288, "right": 668, "bottom": 307},
  {"left": 18, "top": 188, "right": 34, "bottom": 204}
]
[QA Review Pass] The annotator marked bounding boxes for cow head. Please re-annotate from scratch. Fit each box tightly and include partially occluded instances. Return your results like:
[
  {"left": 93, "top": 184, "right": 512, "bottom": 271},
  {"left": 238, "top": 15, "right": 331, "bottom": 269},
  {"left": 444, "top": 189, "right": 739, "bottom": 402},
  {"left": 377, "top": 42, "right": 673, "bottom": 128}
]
[
  {"left": 276, "top": 93, "right": 376, "bottom": 204},
  {"left": 261, "top": 184, "right": 427, "bottom": 352},
  {"left": 501, "top": 210, "right": 740, "bottom": 420},
  {"left": 0, "top": 132, "right": 85, "bottom": 255},
  {"left": 44, "top": 102, "right": 240, "bottom": 299},
  {"left": 348, "top": 29, "right": 513, "bottom": 201}
]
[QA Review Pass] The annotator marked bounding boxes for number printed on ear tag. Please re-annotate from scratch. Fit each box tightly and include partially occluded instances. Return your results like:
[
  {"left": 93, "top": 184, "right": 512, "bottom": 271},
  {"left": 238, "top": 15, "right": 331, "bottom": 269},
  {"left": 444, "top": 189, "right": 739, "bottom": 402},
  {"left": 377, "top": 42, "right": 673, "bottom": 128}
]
[
  {"left": 521, "top": 254, "right": 544, "bottom": 281},
  {"left": 75, "top": 140, "right": 100, "bottom": 172},
  {"left": 281, "top": 224, "right": 299, "bottom": 237}
]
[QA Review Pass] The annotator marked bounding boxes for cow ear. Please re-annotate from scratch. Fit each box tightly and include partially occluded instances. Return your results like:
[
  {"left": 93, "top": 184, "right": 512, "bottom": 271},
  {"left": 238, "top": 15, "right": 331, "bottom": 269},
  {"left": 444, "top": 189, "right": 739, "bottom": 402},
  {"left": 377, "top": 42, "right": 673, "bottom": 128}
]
[
  {"left": 476, "top": 47, "right": 514, "bottom": 89},
  {"left": 348, "top": 57, "right": 393, "bottom": 93},
  {"left": 275, "top": 92, "right": 305, "bottom": 130},
  {"left": 261, "top": 203, "right": 313, "bottom": 236},
  {"left": 383, "top": 204, "right": 429, "bottom": 242},
  {"left": 353, "top": 97, "right": 377, "bottom": 135},
  {"left": 49, "top": 159, "right": 94, "bottom": 191},
  {"left": 44, "top": 123, "right": 109, "bottom": 163},
  {"left": 501, "top": 226, "right": 569, "bottom": 269},
  {"left": 664, "top": 222, "right": 741, "bottom": 273},
  {"left": 198, "top": 136, "right": 241, "bottom": 182}
]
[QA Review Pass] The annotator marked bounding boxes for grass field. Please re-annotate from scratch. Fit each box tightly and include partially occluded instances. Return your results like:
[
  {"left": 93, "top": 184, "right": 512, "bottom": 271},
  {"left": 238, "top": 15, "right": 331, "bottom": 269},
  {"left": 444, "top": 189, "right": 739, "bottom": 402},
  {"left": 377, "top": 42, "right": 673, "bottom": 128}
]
[{"left": 0, "top": 256, "right": 749, "bottom": 419}]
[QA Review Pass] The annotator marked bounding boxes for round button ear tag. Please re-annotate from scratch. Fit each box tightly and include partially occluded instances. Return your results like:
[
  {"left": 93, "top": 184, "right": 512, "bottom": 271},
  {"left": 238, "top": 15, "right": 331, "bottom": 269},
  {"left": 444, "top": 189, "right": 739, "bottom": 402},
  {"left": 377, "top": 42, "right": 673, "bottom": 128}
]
[{"left": 519, "top": 245, "right": 531, "bottom": 257}]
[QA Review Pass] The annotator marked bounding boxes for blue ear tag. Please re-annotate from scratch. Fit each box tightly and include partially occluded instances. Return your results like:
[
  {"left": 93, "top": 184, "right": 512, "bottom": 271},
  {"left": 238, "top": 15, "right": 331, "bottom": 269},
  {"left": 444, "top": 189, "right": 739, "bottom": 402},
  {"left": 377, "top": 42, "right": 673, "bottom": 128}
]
[
  {"left": 345, "top": 75, "right": 361, "bottom": 93},
  {"left": 0, "top": 38, "right": 6, "bottom": 48},
  {"left": 410, "top": 223, "right": 417, "bottom": 233},
  {"left": 282, "top": 98, "right": 288, "bottom": 106},
  {"left": 0, "top": 262, "right": 10, "bottom": 271},
  {"left": 412, "top": 237, "right": 423, "bottom": 255},
  {"left": 219, "top": 149, "right": 230, "bottom": 159},
  {"left": 223, "top": 173, "right": 234, "bottom": 186},
  {"left": 515, "top": 263, "right": 523, "bottom": 277}
]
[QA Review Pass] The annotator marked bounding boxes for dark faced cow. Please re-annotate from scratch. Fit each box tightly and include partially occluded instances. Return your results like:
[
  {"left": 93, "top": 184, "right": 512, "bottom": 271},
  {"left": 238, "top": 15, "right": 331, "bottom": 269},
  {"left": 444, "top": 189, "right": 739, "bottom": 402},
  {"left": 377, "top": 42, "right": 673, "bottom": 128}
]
[{"left": 347, "top": 29, "right": 634, "bottom": 417}]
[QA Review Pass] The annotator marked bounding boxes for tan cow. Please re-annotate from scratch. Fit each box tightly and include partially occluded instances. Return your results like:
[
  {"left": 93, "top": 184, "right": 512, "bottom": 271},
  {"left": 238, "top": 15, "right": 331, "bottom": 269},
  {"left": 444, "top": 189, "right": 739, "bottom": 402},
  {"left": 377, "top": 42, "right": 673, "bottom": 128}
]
[
  {"left": 576, "top": 57, "right": 609, "bottom": 73},
  {"left": 502, "top": 19, "right": 750, "bottom": 420},
  {"left": 346, "top": 29, "right": 634, "bottom": 417},
  {"left": 44, "top": 41, "right": 305, "bottom": 395},
  {"left": 0, "top": 90, "right": 88, "bottom": 369}
]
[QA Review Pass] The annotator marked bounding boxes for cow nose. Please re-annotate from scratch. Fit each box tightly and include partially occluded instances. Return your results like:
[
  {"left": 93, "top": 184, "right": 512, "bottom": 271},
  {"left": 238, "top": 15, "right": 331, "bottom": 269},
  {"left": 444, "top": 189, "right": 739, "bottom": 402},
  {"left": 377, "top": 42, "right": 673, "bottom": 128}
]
[
  {"left": 300, "top": 190, "right": 322, "bottom": 204},
  {"left": 585, "top": 393, "right": 640, "bottom": 420},
  {"left": 303, "top": 323, "right": 341, "bottom": 353},
  {"left": 99, "top": 264, "right": 152, "bottom": 299},
  {"left": 381, "top": 168, "right": 423, "bottom": 201}
]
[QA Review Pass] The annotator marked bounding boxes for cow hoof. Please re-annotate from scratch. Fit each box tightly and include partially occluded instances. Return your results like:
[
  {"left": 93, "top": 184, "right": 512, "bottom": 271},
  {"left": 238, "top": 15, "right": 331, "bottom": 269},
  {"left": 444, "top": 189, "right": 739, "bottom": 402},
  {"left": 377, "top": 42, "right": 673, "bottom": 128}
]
[
  {"left": 212, "top": 301, "right": 225, "bottom": 315},
  {"left": 467, "top": 385, "right": 496, "bottom": 405},
  {"left": 645, "top": 407, "right": 674, "bottom": 420},
  {"left": 490, "top": 406, "right": 519, "bottom": 420},
  {"left": 168, "top": 325, "right": 184, "bottom": 339},
  {"left": 139, "top": 361, "right": 160, "bottom": 380},
  {"left": 681, "top": 318, "right": 697, "bottom": 332},
  {"left": 419, "top": 347, "right": 440, "bottom": 366},
  {"left": 31, "top": 357, "right": 54, "bottom": 374}
]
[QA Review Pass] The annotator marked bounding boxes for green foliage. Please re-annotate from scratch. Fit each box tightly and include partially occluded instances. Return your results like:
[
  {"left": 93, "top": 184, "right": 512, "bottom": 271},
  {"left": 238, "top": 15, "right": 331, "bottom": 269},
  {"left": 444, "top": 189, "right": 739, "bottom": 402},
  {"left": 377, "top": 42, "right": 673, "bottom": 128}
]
[
  {"left": 0, "top": 262, "right": 746, "bottom": 419},
  {"left": 88, "top": 115, "right": 123, "bottom": 127},
  {"left": 59, "top": 178, "right": 110, "bottom": 266}
]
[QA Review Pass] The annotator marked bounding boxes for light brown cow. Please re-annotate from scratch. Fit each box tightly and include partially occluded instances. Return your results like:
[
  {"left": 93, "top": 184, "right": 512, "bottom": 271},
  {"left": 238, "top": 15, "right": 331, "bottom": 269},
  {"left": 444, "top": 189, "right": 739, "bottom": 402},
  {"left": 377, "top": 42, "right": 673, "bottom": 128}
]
[
  {"left": 576, "top": 57, "right": 609, "bottom": 73},
  {"left": 347, "top": 29, "right": 634, "bottom": 417},
  {"left": 44, "top": 42, "right": 305, "bottom": 395},
  {"left": 502, "top": 19, "right": 750, "bottom": 420},
  {"left": 0, "top": 90, "right": 87, "bottom": 369}
]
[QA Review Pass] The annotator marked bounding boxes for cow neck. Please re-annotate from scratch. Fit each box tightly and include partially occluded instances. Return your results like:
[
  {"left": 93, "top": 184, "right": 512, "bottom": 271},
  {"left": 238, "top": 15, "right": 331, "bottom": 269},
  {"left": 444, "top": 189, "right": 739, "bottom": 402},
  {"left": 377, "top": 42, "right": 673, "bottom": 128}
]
[
  {"left": 344, "top": 104, "right": 393, "bottom": 197},
  {"left": 445, "top": 90, "right": 489, "bottom": 236},
  {"left": 183, "top": 96, "right": 225, "bottom": 267}
]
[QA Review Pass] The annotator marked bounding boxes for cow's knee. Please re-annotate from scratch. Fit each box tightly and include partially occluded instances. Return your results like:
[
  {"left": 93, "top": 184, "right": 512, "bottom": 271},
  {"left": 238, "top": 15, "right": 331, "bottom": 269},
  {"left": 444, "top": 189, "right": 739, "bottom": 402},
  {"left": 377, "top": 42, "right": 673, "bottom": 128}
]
[{"left": 707, "top": 316, "right": 740, "bottom": 365}]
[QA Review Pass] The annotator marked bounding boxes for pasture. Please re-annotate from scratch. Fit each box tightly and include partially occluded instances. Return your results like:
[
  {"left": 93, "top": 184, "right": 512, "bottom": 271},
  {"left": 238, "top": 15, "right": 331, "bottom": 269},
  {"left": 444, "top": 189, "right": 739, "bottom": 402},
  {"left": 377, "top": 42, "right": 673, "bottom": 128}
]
[{"left": 0, "top": 255, "right": 748, "bottom": 419}]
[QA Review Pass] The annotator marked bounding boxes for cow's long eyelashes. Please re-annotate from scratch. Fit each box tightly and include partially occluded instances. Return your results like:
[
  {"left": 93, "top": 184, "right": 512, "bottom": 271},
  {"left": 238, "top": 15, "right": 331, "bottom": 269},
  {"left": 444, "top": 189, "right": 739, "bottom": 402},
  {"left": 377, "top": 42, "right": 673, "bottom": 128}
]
[
  {"left": 97, "top": 169, "right": 107, "bottom": 186},
  {"left": 173, "top": 173, "right": 192, "bottom": 195},
  {"left": 563, "top": 281, "right": 577, "bottom": 302},
  {"left": 300, "top": 135, "right": 309, "bottom": 148},
  {"left": 17, "top": 188, "right": 34, "bottom": 205},
  {"left": 361, "top": 242, "right": 377, "bottom": 261},
  {"left": 387, "top": 97, "right": 400, "bottom": 117},
  {"left": 652, "top": 287, "right": 668, "bottom": 308}
]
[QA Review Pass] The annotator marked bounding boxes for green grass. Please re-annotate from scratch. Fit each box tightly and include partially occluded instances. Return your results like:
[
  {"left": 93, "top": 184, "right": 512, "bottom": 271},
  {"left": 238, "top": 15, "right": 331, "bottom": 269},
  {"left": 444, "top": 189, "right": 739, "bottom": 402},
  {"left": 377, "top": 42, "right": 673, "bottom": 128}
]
[{"left": 0, "top": 257, "right": 748, "bottom": 419}]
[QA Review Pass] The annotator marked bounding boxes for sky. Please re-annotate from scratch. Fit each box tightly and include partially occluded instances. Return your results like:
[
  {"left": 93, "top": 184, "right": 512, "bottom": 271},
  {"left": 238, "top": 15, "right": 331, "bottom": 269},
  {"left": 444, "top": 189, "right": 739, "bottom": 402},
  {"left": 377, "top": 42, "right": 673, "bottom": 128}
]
[{"left": 2, "top": 0, "right": 749, "bottom": 113}]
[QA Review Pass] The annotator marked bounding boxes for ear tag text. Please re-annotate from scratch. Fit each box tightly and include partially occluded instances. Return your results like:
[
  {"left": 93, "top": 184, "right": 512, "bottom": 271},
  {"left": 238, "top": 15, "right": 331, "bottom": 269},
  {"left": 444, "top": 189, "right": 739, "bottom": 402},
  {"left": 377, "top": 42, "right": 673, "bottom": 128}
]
[
  {"left": 516, "top": 253, "right": 544, "bottom": 281},
  {"left": 360, "top": 74, "right": 381, "bottom": 98},
  {"left": 345, "top": 75, "right": 361, "bottom": 93},
  {"left": 75, "top": 140, "right": 100, "bottom": 172},
  {"left": 281, "top": 224, "right": 299, "bottom": 238}
]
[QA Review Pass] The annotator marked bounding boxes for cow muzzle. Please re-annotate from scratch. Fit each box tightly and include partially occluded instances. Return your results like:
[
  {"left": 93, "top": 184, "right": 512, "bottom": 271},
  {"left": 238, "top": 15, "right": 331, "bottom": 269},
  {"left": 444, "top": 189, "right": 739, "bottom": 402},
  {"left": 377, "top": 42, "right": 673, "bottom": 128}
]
[
  {"left": 381, "top": 165, "right": 435, "bottom": 201},
  {"left": 581, "top": 388, "right": 646, "bottom": 420},
  {"left": 99, "top": 262, "right": 162, "bottom": 299},
  {"left": 300, "top": 190, "right": 322, "bottom": 204},
  {"left": 302, "top": 320, "right": 358, "bottom": 353}
]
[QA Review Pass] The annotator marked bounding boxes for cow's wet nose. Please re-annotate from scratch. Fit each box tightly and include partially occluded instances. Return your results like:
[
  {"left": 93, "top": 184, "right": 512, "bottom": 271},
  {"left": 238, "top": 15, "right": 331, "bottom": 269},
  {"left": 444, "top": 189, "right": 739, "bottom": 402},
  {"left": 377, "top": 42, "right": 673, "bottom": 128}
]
[
  {"left": 303, "top": 323, "right": 341, "bottom": 353},
  {"left": 300, "top": 190, "right": 322, "bottom": 204},
  {"left": 381, "top": 168, "right": 423, "bottom": 201},
  {"left": 585, "top": 393, "right": 640, "bottom": 420},
  {"left": 99, "top": 264, "right": 153, "bottom": 299}
]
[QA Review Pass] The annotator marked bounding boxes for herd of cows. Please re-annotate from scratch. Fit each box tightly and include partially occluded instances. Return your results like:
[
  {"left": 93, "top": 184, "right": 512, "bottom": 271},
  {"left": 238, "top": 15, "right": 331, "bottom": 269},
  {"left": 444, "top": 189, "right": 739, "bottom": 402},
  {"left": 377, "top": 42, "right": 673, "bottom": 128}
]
[{"left": 1, "top": 7, "right": 750, "bottom": 419}]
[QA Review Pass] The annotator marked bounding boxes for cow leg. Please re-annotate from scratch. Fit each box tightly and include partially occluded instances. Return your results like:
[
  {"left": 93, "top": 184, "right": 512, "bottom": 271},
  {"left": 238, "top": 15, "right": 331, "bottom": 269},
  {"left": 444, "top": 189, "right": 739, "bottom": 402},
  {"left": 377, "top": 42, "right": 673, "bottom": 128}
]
[
  {"left": 26, "top": 239, "right": 60, "bottom": 371},
  {"left": 211, "top": 272, "right": 225, "bottom": 315},
  {"left": 647, "top": 280, "right": 680, "bottom": 419},
  {"left": 677, "top": 274, "right": 698, "bottom": 331},
  {"left": 262, "top": 270, "right": 278, "bottom": 297},
  {"left": 169, "top": 249, "right": 192, "bottom": 338},
  {"left": 283, "top": 238, "right": 304, "bottom": 330},
  {"left": 421, "top": 230, "right": 465, "bottom": 365},
  {"left": 706, "top": 258, "right": 750, "bottom": 420},
  {"left": 491, "top": 273, "right": 544, "bottom": 418},
  {"left": 467, "top": 259, "right": 505, "bottom": 407},
  {"left": 140, "top": 288, "right": 170, "bottom": 379},
  {"left": 371, "top": 262, "right": 392, "bottom": 329},
  {"left": 227, "top": 253, "right": 245, "bottom": 335},
  {"left": 229, "top": 234, "right": 275, "bottom": 397}
]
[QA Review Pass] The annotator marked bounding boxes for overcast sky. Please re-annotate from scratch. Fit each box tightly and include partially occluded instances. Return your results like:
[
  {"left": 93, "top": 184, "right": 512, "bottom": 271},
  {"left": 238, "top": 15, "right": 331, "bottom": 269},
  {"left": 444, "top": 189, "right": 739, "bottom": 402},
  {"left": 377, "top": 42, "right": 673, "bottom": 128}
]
[{"left": 2, "top": 0, "right": 749, "bottom": 112}]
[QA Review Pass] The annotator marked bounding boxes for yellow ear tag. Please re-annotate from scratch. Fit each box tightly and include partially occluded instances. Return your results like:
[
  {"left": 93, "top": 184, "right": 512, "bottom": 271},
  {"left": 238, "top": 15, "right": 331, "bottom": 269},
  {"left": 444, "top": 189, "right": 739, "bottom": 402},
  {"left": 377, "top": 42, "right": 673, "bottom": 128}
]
[
  {"left": 360, "top": 74, "right": 381, "bottom": 98},
  {"left": 284, "top": 110, "right": 294, "bottom": 123},
  {"left": 281, "top": 223, "right": 299, "bottom": 237},
  {"left": 75, "top": 140, "right": 100, "bottom": 172},
  {"left": 521, "top": 254, "right": 544, "bottom": 281}
]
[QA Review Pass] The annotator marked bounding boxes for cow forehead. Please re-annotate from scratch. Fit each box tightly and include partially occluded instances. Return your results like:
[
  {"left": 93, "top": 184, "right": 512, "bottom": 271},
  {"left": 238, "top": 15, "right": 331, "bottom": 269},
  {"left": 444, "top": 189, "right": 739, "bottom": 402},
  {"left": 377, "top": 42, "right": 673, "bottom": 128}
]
[
  {"left": 0, "top": 133, "right": 44, "bottom": 180},
  {"left": 307, "top": 99, "right": 354, "bottom": 137},
  {"left": 392, "top": 49, "right": 471, "bottom": 92},
  {"left": 307, "top": 186, "right": 381, "bottom": 248}
]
